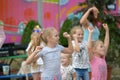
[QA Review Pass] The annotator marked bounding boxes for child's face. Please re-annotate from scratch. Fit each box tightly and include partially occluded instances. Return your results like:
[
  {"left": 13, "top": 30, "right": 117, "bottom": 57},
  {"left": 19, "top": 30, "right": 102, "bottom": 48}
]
[
  {"left": 61, "top": 54, "right": 69, "bottom": 66},
  {"left": 49, "top": 29, "right": 59, "bottom": 45},
  {"left": 94, "top": 42, "right": 106, "bottom": 56},
  {"left": 75, "top": 29, "right": 83, "bottom": 42},
  {"left": 31, "top": 32, "right": 38, "bottom": 40}
]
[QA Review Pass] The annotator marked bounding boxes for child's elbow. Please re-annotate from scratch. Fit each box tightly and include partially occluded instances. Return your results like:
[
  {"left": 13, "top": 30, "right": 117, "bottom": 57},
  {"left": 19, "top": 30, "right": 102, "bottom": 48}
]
[
  {"left": 80, "top": 19, "right": 84, "bottom": 25},
  {"left": 80, "top": 20, "right": 82, "bottom": 24}
]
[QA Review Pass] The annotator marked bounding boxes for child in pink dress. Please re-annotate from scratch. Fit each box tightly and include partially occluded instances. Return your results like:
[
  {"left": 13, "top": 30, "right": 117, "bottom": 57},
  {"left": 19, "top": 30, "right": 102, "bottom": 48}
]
[{"left": 88, "top": 23, "right": 109, "bottom": 80}]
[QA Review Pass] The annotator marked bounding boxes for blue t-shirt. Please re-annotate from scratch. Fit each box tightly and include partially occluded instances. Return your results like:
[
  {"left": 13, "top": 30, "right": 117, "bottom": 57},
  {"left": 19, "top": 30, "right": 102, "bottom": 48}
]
[
  {"left": 83, "top": 22, "right": 100, "bottom": 41},
  {"left": 37, "top": 44, "right": 64, "bottom": 79}
]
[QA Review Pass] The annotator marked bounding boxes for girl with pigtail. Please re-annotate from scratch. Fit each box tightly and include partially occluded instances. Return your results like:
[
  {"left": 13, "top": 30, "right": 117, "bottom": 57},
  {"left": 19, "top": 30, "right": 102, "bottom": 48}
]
[{"left": 26, "top": 27, "right": 73, "bottom": 80}]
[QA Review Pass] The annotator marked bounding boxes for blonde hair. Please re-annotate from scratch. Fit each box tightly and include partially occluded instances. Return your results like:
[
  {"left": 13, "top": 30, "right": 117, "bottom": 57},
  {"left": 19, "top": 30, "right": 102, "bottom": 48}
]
[
  {"left": 41, "top": 27, "right": 56, "bottom": 44},
  {"left": 61, "top": 53, "right": 72, "bottom": 65},
  {"left": 91, "top": 40, "right": 104, "bottom": 55},
  {"left": 70, "top": 26, "right": 83, "bottom": 40}
]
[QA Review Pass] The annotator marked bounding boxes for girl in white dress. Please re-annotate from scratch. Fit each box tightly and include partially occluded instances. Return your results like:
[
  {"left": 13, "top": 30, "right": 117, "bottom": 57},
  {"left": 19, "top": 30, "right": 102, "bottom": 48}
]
[{"left": 26, "top": 25, "right": 44, "bottom": 80}]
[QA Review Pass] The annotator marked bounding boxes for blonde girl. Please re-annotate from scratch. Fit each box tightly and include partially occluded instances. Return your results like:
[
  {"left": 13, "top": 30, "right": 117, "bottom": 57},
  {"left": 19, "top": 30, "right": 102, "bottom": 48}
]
[
  {"left": 61, "top": 53, "right": 76, "bottom": 80},
  {"left": 26, "top": 27, "right": 73, "bottom": 80},
  {"left": 88, "top": 23, "right": 109, "bottom": 80},
  {"left": 26, "top": 25, "right": 44, "bottom": 80},
  {"left": 70, "top": 26, "right": 90, "bottom": 80}
]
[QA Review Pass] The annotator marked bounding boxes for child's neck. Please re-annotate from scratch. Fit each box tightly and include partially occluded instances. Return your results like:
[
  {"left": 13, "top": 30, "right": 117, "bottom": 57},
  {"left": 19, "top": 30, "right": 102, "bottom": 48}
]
[
  {"left": 62, "top": 63, "right": 69, "bottom": 67},
  {"left": 47, "top": 42, "right": 56, "bottom": 48},
  {"left": 94, "top": 53, "right": 103, "bottom": 58}
]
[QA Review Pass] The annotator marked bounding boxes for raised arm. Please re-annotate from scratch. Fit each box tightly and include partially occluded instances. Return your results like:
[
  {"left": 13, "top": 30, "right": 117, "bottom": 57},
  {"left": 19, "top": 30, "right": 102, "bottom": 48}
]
[
  {"left": 73, "top": 34, "right": 80, "bottom": 52},
  {"left": 87, "top": 27, "right": 93, "bottom": 59},
  {"left": 80, "top": 6, "right": 99, "bottom": 26},
  {"left": 80, "top": 8, "right": 92, "bottom": 25},
  {"left": 26, "top": 46, "right": 43, "bottom": 65},
  {"left": 62, "top": 32, "right": 73, "bottom": 54},
  {"left": 102, "top": 23, "right": 109, "bottom": 54}
]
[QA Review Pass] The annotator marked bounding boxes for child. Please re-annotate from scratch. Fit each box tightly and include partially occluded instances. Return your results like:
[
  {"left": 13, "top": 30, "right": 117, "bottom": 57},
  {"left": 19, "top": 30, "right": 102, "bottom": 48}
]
[
  {"left": 88, "top": 23, "right": 109, "bottom": 80},
  {"left": 26, "top": 27, "right": 73, "bottom": 80},
  {"left": 26, "top": 25, "right": 44, "bottom": 80},
  {"left": 61, "top": 53, "right": 76, "bottom": 80},
  {"left": 70, "top": 26, "right": 90, "bottom": 80}
]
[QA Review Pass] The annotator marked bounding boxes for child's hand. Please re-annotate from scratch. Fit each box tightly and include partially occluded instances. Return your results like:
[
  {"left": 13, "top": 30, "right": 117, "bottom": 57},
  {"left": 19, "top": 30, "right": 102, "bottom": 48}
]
[
  {"left": 63, "top": 32, "right": 70, "bottom": 39},
  {"left": 90, "top": 6, "right": 98, "bottom": 11},
  {"left": 35, "top": 46, "right": 43, "bottom": 53},
  {"left": 88, "top": 27, "right": 94, "bottom": 33},
  {"left": 102, "top": 23, "right": 109, "bottom": 30},
  {"left": 90, "top": 6, "right": 99, "bottom": 18}
]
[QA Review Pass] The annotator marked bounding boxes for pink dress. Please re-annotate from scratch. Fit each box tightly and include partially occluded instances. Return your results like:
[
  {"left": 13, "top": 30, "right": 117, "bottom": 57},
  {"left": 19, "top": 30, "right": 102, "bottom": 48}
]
[{"left": 90, "top": 56, "right": 107, "bottom": 80}]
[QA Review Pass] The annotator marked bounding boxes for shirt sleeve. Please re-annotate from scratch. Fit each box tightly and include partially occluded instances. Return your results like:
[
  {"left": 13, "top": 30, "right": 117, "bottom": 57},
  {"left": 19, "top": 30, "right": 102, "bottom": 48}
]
[
  {"left": 37, "top": 48, "right": 45, "bottom": 57},
  {"left": 57, "top": 44, "right": 64, "bottom": 52}
]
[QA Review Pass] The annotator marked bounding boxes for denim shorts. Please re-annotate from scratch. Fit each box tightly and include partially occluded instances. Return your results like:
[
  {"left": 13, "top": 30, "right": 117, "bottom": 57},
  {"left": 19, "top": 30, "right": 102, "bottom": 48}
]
[{"left": 74, "top": 68, "right": 89, "bottom": 80}]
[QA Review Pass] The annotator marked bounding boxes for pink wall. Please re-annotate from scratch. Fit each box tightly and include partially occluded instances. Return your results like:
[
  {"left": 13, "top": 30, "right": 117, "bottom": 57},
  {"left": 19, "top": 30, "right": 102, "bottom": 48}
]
[
  {"left": 0, "top": 0, "right": 38, "bottom": 43},
  {"left": 42, "top": 0, "right": 85, "bottom": 31},
  {"left": 42, "top": 2, "right": 59, "bottom": 30}
]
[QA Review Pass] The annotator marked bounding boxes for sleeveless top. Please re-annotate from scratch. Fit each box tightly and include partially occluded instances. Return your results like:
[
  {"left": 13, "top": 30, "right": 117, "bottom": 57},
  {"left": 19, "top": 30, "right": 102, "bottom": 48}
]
[{"left": 83, "top": 22, "right": 100, "bottom": 41}]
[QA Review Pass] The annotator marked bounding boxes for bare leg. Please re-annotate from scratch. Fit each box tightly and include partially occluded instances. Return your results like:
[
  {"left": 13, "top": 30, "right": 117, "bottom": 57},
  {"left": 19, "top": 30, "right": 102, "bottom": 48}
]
[{"left": 32, "top": 72, "right": 41, "bottom": 80}]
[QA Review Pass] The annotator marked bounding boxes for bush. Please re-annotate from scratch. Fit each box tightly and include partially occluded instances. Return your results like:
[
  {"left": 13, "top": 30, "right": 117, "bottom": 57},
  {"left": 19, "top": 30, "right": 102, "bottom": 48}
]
[{"left": 21, "top": 20, "right": 41, "bottom": 44}]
